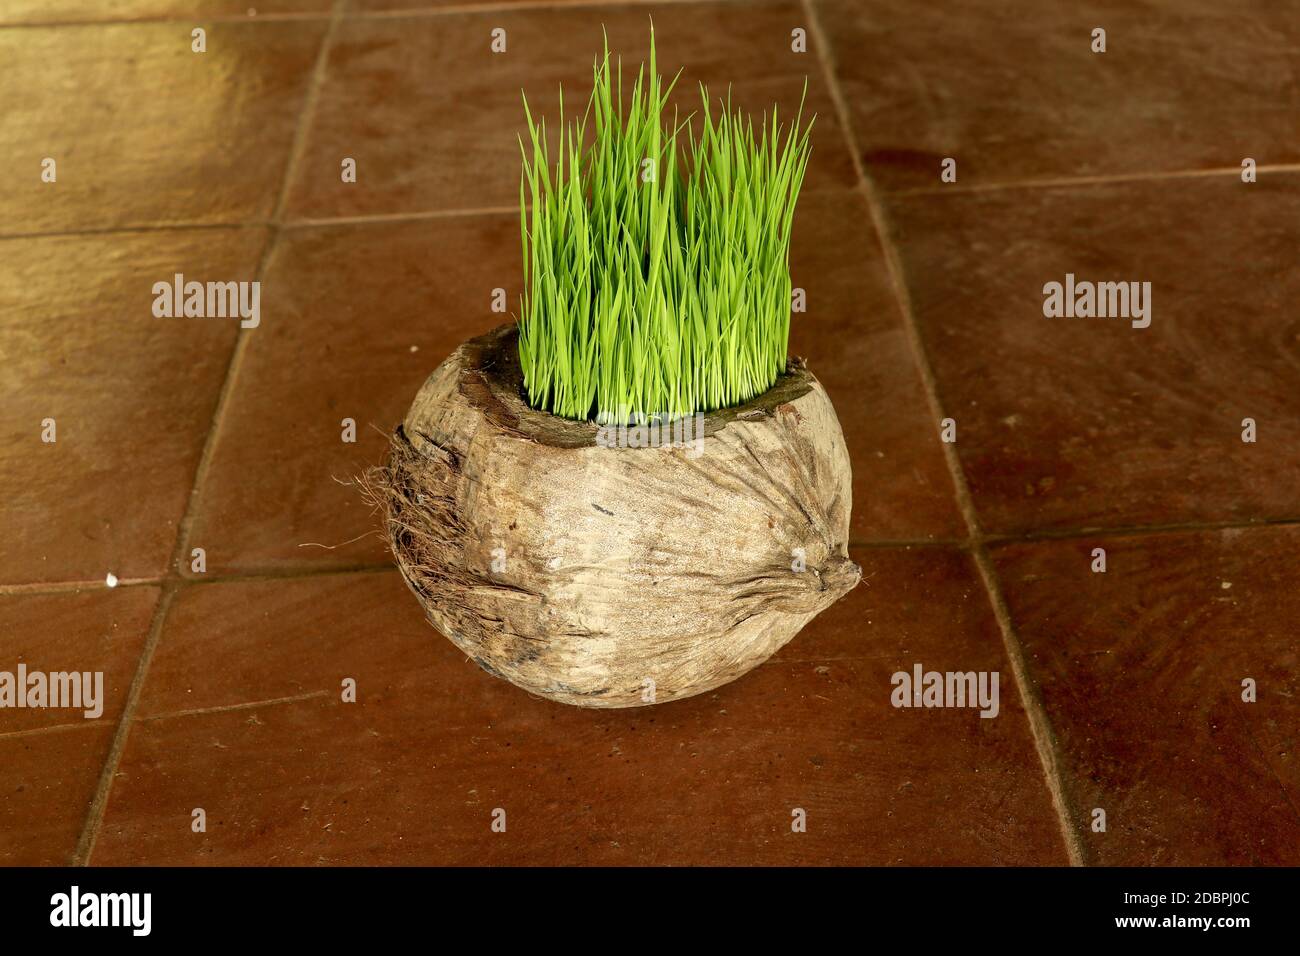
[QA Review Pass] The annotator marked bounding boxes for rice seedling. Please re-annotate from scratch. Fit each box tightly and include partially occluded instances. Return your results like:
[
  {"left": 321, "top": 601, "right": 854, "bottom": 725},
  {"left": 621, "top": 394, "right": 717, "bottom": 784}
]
[
  {"left": 517, "top": 27, "right": 814, "bottom": 424},
  {"left": 370, "top": 29, "right": 855, "bottom": 708}
]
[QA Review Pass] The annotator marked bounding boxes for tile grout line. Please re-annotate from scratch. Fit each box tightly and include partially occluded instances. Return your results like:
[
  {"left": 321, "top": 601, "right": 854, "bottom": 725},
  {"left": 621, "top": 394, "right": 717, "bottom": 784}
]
[
  {"left": 284, "top": 206, "right": 519, "bottom": 229},
  {"left": 0, "top": 12, "right": 332, "bottom": 29},
  {"left": 175, "top": 562, "right": 397, "bottom": 587},
  {"left": 0, "top": 221, "right": 269, "bottom": 242},
  {"left": 1236, "top": 709, "right": 1300, "bottom": 831},
  {"left": 354, "top": 0, "right": 751, "bottom": 18},
  {"left": 0, "top": 720, "right": 110, "bottom": 743},
  {"left": 0, "top": 563, "right": 395, "bottom": 598},
  {"left": 70, "top": 589, "right": 176, "bottom": 865},
  {"left": 69, "top": 0, "right": 350, "bottom": 868},
  {"left": 801, "top": 0, "right": 1087, "bottom": 866},
  {"left": 0, "top": 577, "right": 162, "bottom": 596},
  {"left": 269, "top": 2, "right": 348, "bottom": 226},
  {"left": 9, "top": 177, "right": 1300, "bottom": 245},
  {"left": 8, "top": 513, "right": 1300, "bottom": 597},
  {"left": 984, "top": 514, "right": 1300, "bottom": 546},
  {"left": 5, "top": 178, "right": 864, "bottom": 242},
  {"left": 138, "top": 691, "right": 332, "bottom": 724},
  {"left": 0, "top": 0, "right": 753, "bottom": 31},
  {"left": 8, "top": 505, "right": 1300, "bottom": 599},
  {"left": 964, "top": 550, "right": 1089, "bottom": 862},
  {"left": 889, "top": 163, "right": 1300, "bottom": 198}
]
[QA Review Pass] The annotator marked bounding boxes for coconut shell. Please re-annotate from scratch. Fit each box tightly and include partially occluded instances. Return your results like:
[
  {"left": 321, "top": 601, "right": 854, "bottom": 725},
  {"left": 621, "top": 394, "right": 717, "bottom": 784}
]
[{"left": 370, "top": 324, "right": 860, "bottom": 707}]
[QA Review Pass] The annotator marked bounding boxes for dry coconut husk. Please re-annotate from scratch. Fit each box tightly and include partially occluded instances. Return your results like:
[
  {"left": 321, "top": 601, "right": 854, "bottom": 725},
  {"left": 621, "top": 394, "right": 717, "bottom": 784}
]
[{"left": 365, "top": 324, "right": 860, "bottom": 707}]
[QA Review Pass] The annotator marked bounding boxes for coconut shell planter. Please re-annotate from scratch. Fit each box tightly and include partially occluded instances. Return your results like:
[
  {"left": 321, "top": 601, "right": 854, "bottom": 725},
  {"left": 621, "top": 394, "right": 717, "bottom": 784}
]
[{"left": 368, "top": 32, "right": 859, "bottom": 707}]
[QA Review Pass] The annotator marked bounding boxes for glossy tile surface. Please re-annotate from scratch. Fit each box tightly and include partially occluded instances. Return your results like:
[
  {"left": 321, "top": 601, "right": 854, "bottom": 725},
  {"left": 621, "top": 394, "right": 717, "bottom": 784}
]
[
  {"left": 285, "top": 1, "right": 858, "bottom": 220},
  {"left": 0, "top": 21, "right": 324, "bottom": 233},
  {"left": 993, "top": 526, "right": 1300, "bottom": 864},
  {"left": 6, "top": 1, "right": 1292, "bottom": 867},
  {"left": 817, "top": 0, "right": 1300, "bottom": 194},
  {"left": 0, "top": 3, "right": 329, "bottom": 25},
  {"left": 183, "top": 215, "right": 518, "bottom": 573},
  {"left": 0, "top": 228, "right": 266, "bottom": 583},
  {"left": 0, "top": 586, "right": 160, "bottom": 732},
  {"left": 886, "top": 176, "right": 1300, "bottom": 535},
  {"left": 0, "top": 727, "right": 116, "bottom": 866},
  {"left": 790, "top": 191, "right": 964, "bottom": 542},
  {"left": 93, "top": 552, "right": 1067, "bottom": 865}
]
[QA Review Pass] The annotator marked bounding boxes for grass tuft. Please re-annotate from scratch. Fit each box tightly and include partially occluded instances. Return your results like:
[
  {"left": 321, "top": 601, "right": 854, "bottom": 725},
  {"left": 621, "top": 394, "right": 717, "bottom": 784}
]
[{"left": 517, "top": 26, "right": 814, "bottom": 424}]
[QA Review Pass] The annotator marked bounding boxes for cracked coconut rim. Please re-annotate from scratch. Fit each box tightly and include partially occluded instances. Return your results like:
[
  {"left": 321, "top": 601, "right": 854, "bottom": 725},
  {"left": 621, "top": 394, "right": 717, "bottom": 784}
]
[{"left": 444, "top": 324, "right": 817, "bottom": 449}]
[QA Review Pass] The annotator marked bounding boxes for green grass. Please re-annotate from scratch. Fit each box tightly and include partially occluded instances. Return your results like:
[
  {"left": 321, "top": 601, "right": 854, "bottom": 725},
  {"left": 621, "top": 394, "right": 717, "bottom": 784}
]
[{"left": 517, "top": 27, "right": 814, "bottom": 424}]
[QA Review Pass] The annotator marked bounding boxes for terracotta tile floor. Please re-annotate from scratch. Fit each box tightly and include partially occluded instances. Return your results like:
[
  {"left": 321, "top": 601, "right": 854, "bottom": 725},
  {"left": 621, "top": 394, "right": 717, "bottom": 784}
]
[{"left": 1, "top": 0, "right": 1295, "bottom": 866}]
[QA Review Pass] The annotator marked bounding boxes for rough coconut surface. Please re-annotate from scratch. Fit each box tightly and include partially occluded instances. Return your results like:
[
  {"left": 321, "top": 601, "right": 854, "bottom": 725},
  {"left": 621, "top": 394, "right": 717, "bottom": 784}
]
[{"left": 368, "top": 324, "right": 860, "bottom": 708}]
